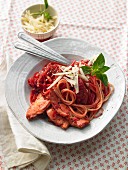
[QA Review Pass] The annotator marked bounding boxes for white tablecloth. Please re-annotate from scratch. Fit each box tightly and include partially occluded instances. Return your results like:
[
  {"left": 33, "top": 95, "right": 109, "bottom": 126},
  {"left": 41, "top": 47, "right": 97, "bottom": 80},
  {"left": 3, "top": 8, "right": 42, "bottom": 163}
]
[{"left": 0, "top": 0, "right": 127, "bottom": 169}]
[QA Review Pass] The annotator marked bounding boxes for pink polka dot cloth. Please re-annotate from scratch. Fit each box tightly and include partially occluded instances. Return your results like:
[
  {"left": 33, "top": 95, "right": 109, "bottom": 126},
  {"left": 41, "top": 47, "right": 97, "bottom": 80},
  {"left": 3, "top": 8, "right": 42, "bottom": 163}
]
[{"left": 0, "top": 0, "right": 127, "bottom": 169}]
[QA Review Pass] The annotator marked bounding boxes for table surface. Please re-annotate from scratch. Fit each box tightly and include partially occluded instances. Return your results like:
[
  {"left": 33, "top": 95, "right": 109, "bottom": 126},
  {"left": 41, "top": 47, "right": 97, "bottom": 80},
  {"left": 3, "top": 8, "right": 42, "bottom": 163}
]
[{"left": 0, "top": 0, "right": 127, "bottom": 169}]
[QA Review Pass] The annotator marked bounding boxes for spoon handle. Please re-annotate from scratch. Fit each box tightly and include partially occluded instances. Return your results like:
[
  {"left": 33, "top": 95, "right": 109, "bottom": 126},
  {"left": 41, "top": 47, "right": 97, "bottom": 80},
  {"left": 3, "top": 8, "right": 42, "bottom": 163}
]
[
  {"left": 14, "top": 41, "right": 69, "bottom": 65},
  {"left": 18, "top": 32, "right": 70, "bottom": 65}
]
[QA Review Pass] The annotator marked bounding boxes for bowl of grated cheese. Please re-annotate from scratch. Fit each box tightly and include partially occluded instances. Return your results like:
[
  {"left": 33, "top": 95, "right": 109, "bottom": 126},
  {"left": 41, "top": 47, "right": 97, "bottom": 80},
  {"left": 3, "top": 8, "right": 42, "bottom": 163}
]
[{"left": 21, "top": 4, "right": 60, "bottom": 41}]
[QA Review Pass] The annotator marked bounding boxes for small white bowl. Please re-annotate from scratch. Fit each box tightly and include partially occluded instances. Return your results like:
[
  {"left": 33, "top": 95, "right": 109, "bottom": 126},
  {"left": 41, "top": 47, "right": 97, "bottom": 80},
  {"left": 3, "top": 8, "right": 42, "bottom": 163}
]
[{"left": 21, "top": 4, "right": 60, "bottom": 41}]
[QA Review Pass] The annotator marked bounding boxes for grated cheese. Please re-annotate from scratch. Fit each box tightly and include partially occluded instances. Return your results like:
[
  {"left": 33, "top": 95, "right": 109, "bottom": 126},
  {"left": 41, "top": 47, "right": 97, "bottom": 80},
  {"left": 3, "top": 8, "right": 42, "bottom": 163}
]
[
  {"left": 53, "top": 71, "right": 73, "bottom": 76},
  {"left": 47, "top": 63, "right": 89, "bottom": 93},
  {"left": 74, "top": 74, "right": 79, "bottom": 93},
  {"left": 61, "top": 65, "right": 72, "bottom": 72},
  {"left": 47, "top": 75, "right": 62, "bottom": 89},
  {"left": 65, "top": 74, "right": 74, "bottom": 79},
  {"left": 63, "top": 77, "right": 76, "bottom": 85},
  {"left": 79, "top": 68, "right": 85, "bottom": 76},
  {"left": 78, "top": 74, "right": 88, "bottom": 81},
  {"left": 21, "top": 10, "right": 57, "bottom": 34},
  {"left": 79, "top": 68, "right": 89, "bottom": 81}
]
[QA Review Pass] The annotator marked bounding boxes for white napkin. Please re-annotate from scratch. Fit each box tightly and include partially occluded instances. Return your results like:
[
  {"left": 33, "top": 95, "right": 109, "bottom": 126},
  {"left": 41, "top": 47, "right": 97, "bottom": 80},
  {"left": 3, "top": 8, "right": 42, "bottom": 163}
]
[{"left": 0, "top": 53, "right": 51, "bottom": 169}]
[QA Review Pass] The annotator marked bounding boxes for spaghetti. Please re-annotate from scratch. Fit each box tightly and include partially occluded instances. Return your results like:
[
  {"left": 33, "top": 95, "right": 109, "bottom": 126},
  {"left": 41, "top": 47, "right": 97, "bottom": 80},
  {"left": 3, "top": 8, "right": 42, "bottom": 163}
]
[{"left": 27, "top": 59, "right": 114, "bottom": 129}]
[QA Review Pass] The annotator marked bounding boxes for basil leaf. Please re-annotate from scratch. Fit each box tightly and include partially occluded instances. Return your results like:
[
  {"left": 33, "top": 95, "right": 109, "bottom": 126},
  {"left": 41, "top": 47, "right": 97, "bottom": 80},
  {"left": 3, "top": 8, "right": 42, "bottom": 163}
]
[
  {"left": 102, "top": 74, "right": 108, "bottom": 86},
  {"left": 95, "top": 72, "right": 102, "bottom": 80},
  {"left": 96, "top": 73, "right": 108, "bottom": 86},
  {"left": 81, "top": 66, "right": 91, "bottom": 74},
  {"left": 44, "top": 0, "right": 48, "bottom": 9},
  {"left": 92, "top": 70, "right": 100, "bottom": 76},
  {"left": 44, "top": 12, "right": 52, "bottom": 21},
  {"left": 81, "top": 54, "right": 109, "bottom": 86},
  {"left": 99, "top": 66, "right": 110, "bottom": 73},
  {"left": 92, "top": 53, "right": 105, "bottom": 70}
]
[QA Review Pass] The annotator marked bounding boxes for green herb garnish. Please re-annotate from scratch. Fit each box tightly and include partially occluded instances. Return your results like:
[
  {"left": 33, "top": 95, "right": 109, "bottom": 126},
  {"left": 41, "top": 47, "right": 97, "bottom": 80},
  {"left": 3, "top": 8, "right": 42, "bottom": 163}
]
[
  {"left": 81, "top": 53, "right": 110, "bottom": 86},
  {"left": 44, "top": 11, "right": 52, "bottom": 21},
  {"left": 32, "top": 0, "right": 52, "bottom": 21},
  {"left": 44, "top": 0, "right": 48, "bottom": 9}
]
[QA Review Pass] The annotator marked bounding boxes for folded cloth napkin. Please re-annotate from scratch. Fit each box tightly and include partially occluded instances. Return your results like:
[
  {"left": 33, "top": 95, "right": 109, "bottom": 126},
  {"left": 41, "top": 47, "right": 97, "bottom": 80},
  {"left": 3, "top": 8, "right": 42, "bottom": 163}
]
[{"left": 0, "top": 53, "right": 51, "bottom": 169}]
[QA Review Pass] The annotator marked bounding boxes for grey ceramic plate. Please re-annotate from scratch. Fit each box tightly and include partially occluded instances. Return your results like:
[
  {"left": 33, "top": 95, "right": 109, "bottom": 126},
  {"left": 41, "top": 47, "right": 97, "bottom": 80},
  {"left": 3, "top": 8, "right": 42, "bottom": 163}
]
[{"left": 5, "top": 38, "right": 125, "bottom": 144}]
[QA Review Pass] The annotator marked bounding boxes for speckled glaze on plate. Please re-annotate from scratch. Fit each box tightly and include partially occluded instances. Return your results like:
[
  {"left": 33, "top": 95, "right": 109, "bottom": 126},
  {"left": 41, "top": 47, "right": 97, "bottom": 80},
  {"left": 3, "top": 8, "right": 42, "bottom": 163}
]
[{"left": 5, "top": 38, "right": 125, "bottom": 144}]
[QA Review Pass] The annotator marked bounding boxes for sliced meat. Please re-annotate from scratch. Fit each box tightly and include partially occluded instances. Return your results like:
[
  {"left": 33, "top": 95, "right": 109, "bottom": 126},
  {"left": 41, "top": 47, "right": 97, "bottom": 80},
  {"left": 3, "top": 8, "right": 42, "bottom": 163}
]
[
  {"left": 47, "top": 108, "right": 69, "bottom": 129},
  {"left": 26, "top": 93, "right": 50, "bottom": 120},
  {"left": 68, "top": 117, "right": 90, "bottom": 128}
]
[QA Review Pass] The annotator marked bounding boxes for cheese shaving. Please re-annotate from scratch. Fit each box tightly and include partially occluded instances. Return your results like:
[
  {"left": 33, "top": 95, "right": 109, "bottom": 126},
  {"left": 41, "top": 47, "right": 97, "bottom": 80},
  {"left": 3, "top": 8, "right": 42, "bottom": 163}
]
[
  {"left": 78, "top": 74, "right": 88, "bottom": 81},
  {"left": 61, "top": 65, "right": 72, "bottom": 72},
  {"left": 47, "top": 75, "right": 62, "bottom": 89},
  {"left": 79, "top": 68, "right": 89, "bottom": 81},
  {"left": 53, "top": 71, "right": 73, "bottom": 76},
  {"left": 21, "top": 10, "right": 57, "bottom": 33},
  {"left": 65, "top": 74, "right": 74, "bottom": 79},
  {"left": 64, "top": 77, "right": 76, "bottom": 85},
  {"left": 49, "top": 63, "right": 89, "bottom": 93},
  {"left": 74, "top": 74, "right": 79, "bottom": 93},
  {"left": 79, "top": 68, "right": 85, "bottom": 76}
]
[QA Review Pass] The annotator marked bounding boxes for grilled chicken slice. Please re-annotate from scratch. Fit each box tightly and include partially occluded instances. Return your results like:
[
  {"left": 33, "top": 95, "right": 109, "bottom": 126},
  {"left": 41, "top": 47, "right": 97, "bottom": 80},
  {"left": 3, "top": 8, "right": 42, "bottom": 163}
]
[
  {"left": 68, "top": 117, "right": 90, "bottom": 128},
  {"left": 47, "top": 108, "right": 69, "bottom": 129},
  {"left": 26, "top": 93, "right": 50, "bottom": 120}
]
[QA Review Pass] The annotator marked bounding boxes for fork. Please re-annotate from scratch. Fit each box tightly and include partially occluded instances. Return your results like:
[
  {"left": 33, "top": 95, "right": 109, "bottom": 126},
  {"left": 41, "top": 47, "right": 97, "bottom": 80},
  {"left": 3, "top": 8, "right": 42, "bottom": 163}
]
[{"left": 14, "top": 32, "right": 70, "bottom": 65}]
